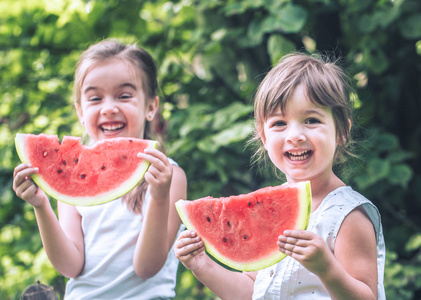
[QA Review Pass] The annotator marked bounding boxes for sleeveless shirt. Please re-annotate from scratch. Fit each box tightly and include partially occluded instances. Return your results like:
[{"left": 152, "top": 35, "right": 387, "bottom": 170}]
[
  {"left": 65, "top": 159, "right": 183, "bottom": 299},
  {"left": 253, "top": 186, "right": 386, "bottom": 300}
]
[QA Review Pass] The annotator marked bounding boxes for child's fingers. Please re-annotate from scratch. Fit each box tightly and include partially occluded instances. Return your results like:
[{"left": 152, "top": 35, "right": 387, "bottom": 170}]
[
  {"left": 175, "top": 231, "right": 204, "bottom": 259},
  {"left": 177, "top": 230, "right": 196, "bottom": 241},
  {"left": 13, "top": 163, "right": 32, "bottom": 177},
  {"left": 13, "top": 166, "right": 39, "bottom": 190},
  {"left": 282, "top": 229, "right": 313, "bottom": 240},
  {"left": 138, "top": 148, "right": 170, "bottom": 170},
  {"left": 18, "top": 182, "right": 38, "bottom": 199},
  {"left": 176, "top": 233, "right": 202, "bottom": 249},
  {"left": 178, "top": 239, "right": 204, "bottom": 255}
]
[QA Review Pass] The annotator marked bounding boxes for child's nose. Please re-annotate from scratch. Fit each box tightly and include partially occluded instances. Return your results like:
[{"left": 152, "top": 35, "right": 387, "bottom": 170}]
[
  {"left": 101, "top": 98, "right": 119, "bottom": 115},
  {"left": 286, "top": 123, "right": 306, "bottom": 144}
]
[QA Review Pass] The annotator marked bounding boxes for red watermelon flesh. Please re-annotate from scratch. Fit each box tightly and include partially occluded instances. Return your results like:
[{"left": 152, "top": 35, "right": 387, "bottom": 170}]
[
  {"left": 176, "top": 181, "right": 311, "bottom": 271},
  {"left": 15, "top": 133, "right": 157, "bottom": 206}
]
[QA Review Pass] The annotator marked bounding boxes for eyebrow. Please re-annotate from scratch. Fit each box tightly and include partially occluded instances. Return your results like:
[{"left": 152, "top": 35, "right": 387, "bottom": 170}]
[
  {"left": 305, "top": 109, "right": 328, "bottom": 117},
  {"left": 268, "top": 108, "right": 329, "bottom": 119},
  {"left": 83, "top": 82, "right": 137, "bottom": 94}
]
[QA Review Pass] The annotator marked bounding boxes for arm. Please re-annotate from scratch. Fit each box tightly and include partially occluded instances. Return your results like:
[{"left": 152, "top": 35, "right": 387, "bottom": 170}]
[
  {"left": 13, "top": 164, "right": 85, "bottom": 278},
  {"left": 175, "top": 230, "right": 256, "bottom": 300},
  {"left": 133, "top": 148, "right": 187, "bottom": 279},
  {"left": 278, "top": 207, "right": 377, "bottom": 300}
]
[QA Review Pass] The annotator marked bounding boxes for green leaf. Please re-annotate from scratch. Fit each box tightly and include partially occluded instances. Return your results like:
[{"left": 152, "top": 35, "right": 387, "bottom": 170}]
[
  {"left": 247, "top": 18, "right": 266, "bottom": 45},
  {"left": 225, "top": 0, "right": 264, "bottom": 15},
  {"left": 386, "top": 150, "right": 414, "bottom": 163},
  {"left": 267, "top": 34, "right": 296, "bottom": 64},
  {"left": 364, "top": 47, "right": 389, "bottom": 74},
  {"left": 399, "top": 13, "right": 421, "bottom": 39},
  {"left": 354, "top": 173, "right": 378, "bottom": 190},
  {"left": 388, "top": 164, "right": 413, "bottom": 188},
  {"left": 367, "top": 158, "right": 390, "bottom": 181},
  {"left": 198, "top": 120, "right": 254, "bottom": 153},
  {"left": 406, "top": 233, "right": 421, "bottom": 252},
  {"left": 212, "top": 102, "right": 253, "bottom": 130},
  {"left": 359, "top": 14, "right": 377, "bottom": 33},
  {"left": 371, "top": 132, "right": 400, "bottom": 153},
  {"left": 270, "top": 3, "right": 307, "bottom": 33}
]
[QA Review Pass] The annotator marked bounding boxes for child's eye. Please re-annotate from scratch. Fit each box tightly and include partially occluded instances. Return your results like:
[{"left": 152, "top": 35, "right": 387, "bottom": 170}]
[
  {"left": 119, "top": 93, "right": 132, "bottom": 99},
  {"left": 305, "top": 118, "right": 321, "bottom": 124},
  {"left": 88, "top": 96, "right": 101, "bottom": 101},
  {"left": 271, "top": 120, "right": 287, "bottom": 127}
]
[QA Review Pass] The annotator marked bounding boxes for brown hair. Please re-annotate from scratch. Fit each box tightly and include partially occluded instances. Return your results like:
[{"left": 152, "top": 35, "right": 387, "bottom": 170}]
[
  {"left": 73, "top": 39, "right": 159, "bottom": 214},
  {"left": 252, "top": 52, "right": 354, "bottom": 169}
]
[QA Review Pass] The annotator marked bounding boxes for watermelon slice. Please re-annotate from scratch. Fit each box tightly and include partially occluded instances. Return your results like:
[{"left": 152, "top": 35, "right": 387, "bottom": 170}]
[
  {"left": 15, "top": 133, "right": 157, "bottom": 206},
  {"left": 175, "top": 181, "right": 311, "bottom": 271}
]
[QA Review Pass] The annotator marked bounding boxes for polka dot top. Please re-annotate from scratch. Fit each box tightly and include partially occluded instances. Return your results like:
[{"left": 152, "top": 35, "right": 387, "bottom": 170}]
[{"left": 252, "top": 186, "right": 386, "bottom": 300}]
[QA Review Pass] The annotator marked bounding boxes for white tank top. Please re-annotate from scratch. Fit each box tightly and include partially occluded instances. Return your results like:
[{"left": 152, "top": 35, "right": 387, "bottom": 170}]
[
  {"left": 253, "top": 186, "right": 386, "bottom": 300},
  {"left": 65, "top": 160, "right": 183, "bottom": 299}
]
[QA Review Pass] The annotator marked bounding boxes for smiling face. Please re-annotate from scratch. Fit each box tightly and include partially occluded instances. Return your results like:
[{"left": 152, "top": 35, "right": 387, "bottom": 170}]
[
  {"left": 76, "top": 58, "right": 158, "bottom": 142},
  {"left": 262, "top": 85, "right": 338, "bottom": 184}
]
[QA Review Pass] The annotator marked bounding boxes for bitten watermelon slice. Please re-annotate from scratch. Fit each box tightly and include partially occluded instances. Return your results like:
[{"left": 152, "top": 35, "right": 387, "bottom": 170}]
[
  {"left": 15, "top": 133, "right": 157, "bottom": 206},
  {"left": 176, "top": 181, "right": 311, "bottom": 271}
]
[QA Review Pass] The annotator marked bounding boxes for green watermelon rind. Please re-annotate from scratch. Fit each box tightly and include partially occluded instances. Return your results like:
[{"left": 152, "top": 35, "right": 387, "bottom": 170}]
[
  {"left": 175, "top": 181, "right": 312, "bottom": 272},
  {"left": 15, "top": 133, "right": 157, "bottom": 206}
]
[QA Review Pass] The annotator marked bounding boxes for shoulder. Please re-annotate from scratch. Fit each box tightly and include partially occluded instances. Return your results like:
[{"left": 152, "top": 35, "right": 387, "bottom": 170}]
[
  {"left": 322, "top": 186, "right": 370, "bottom": 208},
  {"left": 171, "top": 164, "right": 186, "bottom": 183},
  {"left": 336, "top": 186, "right": 383, "bottom": 240},
  {"left": 334, "top": 188, "right": 377, "bottom": 254},
  {"left": 167, "top": 157, "right": 187, "bottom": 187},
  {"left": 335, "top": 206, "right": 377, "bottom": 268},
  {"left": 58, "top": 201, "right": 81, "bottom": 219},
  {"left": 169, "top": 163, "right": 187, "bottom": 204}
]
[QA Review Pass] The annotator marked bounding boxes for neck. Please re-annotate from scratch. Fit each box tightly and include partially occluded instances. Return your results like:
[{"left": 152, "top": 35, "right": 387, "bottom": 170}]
[{"left": 287, "top": 172, "right": 345, "bottom": 212}]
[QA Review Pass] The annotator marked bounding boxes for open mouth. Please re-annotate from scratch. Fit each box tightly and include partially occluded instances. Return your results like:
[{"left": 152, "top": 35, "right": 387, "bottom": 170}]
[
  {"left": 100, "top": 122, "right": 126, "bottom": 133},
  {"left": 285, "top": 150, "right": 312, "bottom": 161}
]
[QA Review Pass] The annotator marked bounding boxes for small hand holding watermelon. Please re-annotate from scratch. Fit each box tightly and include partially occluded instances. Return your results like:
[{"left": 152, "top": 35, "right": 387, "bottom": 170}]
[
  {"left": 278, "top": 229, "right": 334, "bottom": 275},
  {"left": 13, "top": 163, "right": 48, "bottom": 208},
  {"left": 137, "top": 148, "right": 173, "bottom": 203},
  {"left": 175, "top": 230, "right": 206, "bottom": 270}
]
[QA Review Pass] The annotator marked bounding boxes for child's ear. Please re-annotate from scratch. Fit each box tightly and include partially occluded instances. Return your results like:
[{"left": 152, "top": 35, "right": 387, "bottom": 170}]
[
  {"left": 75, "top": 102, "right": 84, "bottom": 127},
  {"left": 258, "top": 129, "right": 268, "bottom": 150},
  {"left": 146, "top": 96, "right": 159, "bottom": 121}
]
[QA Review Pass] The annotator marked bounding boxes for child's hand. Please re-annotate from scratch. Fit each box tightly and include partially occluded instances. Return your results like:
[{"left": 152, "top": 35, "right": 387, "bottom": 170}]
[
  {"left": 13, "top": 164, "right": 48, "bottom": 208},
  {"left": 174, "top": 230, "right": 206, "bottom": 271},
  {"left": 278, "top": 230, "right": 335, "bottom": 276},
  {"left": 137, "top": 148, "right": 173, "bottom": 202}
]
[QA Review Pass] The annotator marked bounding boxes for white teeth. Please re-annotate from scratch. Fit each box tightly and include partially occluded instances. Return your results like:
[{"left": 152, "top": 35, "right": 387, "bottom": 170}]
[
  {"left": 286, "top": 150, "right": 311, "bottom": 161},
  {"left": 101, "top": 123, "right": 124, "bottom": 132}
]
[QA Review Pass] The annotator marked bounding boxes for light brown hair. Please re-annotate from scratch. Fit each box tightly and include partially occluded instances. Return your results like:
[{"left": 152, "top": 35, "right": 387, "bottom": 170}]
[{"left": 252, "top": 52, "right": 354, "bottom": 169}]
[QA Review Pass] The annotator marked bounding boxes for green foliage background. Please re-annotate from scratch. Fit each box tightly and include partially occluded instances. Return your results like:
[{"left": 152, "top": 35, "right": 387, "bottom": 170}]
[{"left": 1, "top": 0, "right": 420, "bottom": 299}]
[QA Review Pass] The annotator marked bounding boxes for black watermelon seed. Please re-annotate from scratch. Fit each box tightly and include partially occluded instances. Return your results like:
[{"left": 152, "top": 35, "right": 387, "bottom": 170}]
[
  {"left": 129, "top": 139, "right": 133, "bottom": 142},
  {"left": 206, "top": 217, "right": 211, "bottom": 222},
  {"left": 54, "top": 149, "right": 59, "bottom": 152},
  {"left": 227, "top": 221, "right": 231, "bottom": 227},
  {"left": 223, "top": 238, "right": 227, "bottom": 242},
  {"left": 101, "top": 165, "right": 106, "bottom": 170},
  {"left": 243, "top": 235, "right": 248, "bottom": 240},
  {"left": 75, "top": 158, "right": 79, "bottom": 164},
  {"left": 57, "top": 169, "right": 62, "bottom": 173},
  {"left": 80, "top": 174, "right": 86, "bottom": 179},
  {"left": 62, "top": 160, "right": 66, "bottom": 165},
  {"left": 122, "top": 155, "right": 127, "bottom": 160},
  {"left": 248, "top": 202, "right": 251, "bottom": 207}
]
